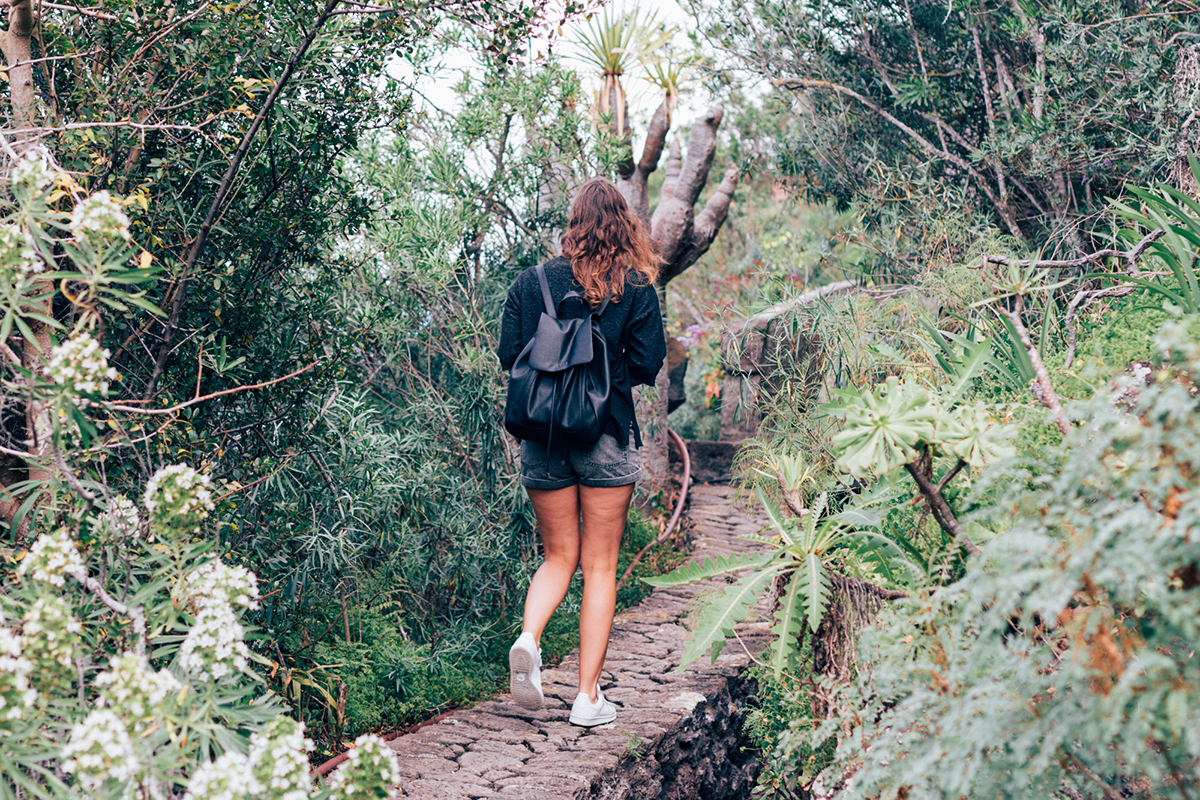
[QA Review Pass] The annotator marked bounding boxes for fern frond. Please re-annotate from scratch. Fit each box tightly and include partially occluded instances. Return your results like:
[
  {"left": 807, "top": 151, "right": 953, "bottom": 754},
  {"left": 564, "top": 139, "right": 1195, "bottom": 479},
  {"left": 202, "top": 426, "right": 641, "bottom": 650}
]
[
  {"left": 796, "top": 553, "right": 831, "bottom": 632},
  {"left": 769, "top": 568, "right": 804, "bottom": 677},
  {"left": 640, "top": 551, "right": 773, "bottom": 588},
  {"left": 678, "top": 565, "right": 783, "bottom": 671}
]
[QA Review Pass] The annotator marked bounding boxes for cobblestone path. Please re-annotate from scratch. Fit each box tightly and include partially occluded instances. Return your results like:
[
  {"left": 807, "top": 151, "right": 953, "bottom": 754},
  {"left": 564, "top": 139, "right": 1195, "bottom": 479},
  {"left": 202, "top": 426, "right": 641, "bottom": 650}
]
[{"left": 385, "top": 483, "right": 773, "bottom": 799}]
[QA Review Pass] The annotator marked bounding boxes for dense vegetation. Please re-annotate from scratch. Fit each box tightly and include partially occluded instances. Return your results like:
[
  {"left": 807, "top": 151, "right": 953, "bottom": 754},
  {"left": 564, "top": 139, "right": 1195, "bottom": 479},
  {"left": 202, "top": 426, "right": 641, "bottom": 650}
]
[{"left": 3, "top": 0, "right": 1200, "bottom": 796}]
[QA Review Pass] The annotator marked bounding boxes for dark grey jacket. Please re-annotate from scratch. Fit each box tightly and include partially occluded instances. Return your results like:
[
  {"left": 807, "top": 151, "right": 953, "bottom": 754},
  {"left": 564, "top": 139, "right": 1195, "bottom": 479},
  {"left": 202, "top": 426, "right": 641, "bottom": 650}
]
[{"left": 498, "top": 256, "right": 666, "bottom": 447}]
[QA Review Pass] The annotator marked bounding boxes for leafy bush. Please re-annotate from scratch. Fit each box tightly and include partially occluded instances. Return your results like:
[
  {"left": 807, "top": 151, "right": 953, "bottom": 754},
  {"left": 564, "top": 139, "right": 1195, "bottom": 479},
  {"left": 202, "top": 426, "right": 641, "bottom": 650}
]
[
  {"left": 792, "top": 319, "right": 1200, "bottom": 799},
  {"left": 0, "top": 157, "right": 400, "bottom": 796}
]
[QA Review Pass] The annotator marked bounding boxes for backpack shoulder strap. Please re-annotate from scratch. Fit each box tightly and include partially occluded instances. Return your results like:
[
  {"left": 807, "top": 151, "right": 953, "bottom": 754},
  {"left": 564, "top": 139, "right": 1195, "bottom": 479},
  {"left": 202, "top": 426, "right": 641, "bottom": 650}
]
[
  {"left": 535, "top": 263, "right": 556, "bottom": 318},
  {"left": 595, "top": 294, "right": 612, "bottom": 317}
]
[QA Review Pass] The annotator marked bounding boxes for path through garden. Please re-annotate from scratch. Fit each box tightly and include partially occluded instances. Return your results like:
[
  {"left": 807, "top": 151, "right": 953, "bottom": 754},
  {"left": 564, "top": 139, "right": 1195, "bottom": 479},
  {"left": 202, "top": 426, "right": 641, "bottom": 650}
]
[{"left": 377, "top": 482, "right": 773, "bottom": 799}]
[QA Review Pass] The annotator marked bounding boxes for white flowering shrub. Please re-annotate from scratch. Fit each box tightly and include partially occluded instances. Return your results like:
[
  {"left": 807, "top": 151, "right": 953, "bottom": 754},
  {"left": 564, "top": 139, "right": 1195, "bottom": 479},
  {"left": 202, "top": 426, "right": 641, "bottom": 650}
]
[
  {"left": 0, "top": 159, "right": 407, "bottom": 800},
  {"left": 21, "top": 595, "right": 83, "bottom": 687},
  {"left": 144, "top": 463, "right": 215, "bottom": 530},
  {"left": 0, "top": 221, "right": 40, "bottom": 277},
  {"left": 61, "top": 708, "right": 140, "bottom": 790},
  {"left": 69, "top": 190, "right": 132, "bottom": 248},
  {"left": 179, "top": 601, "right": 250, "bottom": 682},
  {"left": 183, "top": 559, "right": 260, "bottom": 612},
  {"left": 8, "top": 148, "right": 56, "bottom": 195},
  {"left": 47, "top": 331, "right": 119, "bottom": 404},
  {"left": 0, "top": 627, "right": 37, "bottom": 726},
  {"left": 18, "top": 528, "right": 84, "bottom": 586},
  {"left": 250, "top": 719, "right": 314, "bottom": 800},
  {"left": 183, "top": 749, "right": 261, "bottom": 800},
  {"left": 102, "top": 495, "right": 142, "bottom": 542},
  {"left": 94, "top": 653, "right": 181, "bottom": 729},
  {"left": 328, "top": 735, "right": 400, "bottom": 800}
]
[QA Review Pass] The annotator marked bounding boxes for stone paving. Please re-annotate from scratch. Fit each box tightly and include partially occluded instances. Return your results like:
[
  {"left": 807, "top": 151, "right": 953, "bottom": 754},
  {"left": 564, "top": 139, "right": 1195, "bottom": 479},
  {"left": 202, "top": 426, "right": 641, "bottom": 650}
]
[{"left": 386, "top": 483, "right": 774, "bottom": 800}]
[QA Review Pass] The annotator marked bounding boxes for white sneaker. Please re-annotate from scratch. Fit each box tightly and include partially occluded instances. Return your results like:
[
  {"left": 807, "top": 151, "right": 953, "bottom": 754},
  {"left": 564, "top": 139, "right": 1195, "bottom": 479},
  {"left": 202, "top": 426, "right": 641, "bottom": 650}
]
[
  {"left": 508, "top": 632, "right": 543, "bottom": 710},
  {"left": 569, "top": 687, "right": 617, "bottom": 727}
]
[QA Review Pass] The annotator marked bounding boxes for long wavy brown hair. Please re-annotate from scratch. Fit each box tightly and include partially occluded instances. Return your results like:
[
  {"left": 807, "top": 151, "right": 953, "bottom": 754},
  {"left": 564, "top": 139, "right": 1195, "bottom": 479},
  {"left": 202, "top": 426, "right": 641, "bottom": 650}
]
[{"left": 561, "top": 178, "right": 660, "bottom": 307}]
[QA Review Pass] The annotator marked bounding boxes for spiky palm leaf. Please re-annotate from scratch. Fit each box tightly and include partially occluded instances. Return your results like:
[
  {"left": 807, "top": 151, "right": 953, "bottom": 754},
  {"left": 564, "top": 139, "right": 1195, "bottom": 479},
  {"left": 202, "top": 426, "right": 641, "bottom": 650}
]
[
  {"left": 794, "top": 553, "right": 831, "bottom": 633},
  {"left": 679, "top": 564, "right": 784, "bottom": 670},
  {"left": 641, "top": 551, "right": 773, "bottom": 588},
  {"left": 769, "top": 567, "right": 806, "bottom": 676}
]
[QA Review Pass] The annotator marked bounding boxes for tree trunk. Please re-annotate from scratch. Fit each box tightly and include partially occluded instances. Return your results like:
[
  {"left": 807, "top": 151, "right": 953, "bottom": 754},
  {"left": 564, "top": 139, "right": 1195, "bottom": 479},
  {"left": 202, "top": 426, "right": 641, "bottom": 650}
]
[{"left": 4, "top": 0, "right": 53, "bottom": 535}]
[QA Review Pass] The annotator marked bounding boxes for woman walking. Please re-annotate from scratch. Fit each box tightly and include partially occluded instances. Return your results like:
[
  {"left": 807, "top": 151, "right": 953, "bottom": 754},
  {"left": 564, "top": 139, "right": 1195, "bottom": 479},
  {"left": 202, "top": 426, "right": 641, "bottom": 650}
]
[{"left": 497, "top": 178, "right": 666, "bottom": 727}]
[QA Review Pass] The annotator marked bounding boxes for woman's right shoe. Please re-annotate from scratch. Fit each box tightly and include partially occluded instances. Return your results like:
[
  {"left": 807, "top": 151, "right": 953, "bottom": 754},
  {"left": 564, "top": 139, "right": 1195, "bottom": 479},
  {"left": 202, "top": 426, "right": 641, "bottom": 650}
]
[
  {"left": 569, "top": 687, "right": 617, "bottom": 727},
  {"left": 508, "top": 632, "right": 543, "bottom": 710}
]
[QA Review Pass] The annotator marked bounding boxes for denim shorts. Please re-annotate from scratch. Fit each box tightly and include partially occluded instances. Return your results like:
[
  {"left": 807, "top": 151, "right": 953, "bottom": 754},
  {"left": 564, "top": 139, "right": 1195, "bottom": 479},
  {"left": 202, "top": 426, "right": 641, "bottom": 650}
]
[{"left": 519, "top": 433, "right": 642, "bottom": 489}]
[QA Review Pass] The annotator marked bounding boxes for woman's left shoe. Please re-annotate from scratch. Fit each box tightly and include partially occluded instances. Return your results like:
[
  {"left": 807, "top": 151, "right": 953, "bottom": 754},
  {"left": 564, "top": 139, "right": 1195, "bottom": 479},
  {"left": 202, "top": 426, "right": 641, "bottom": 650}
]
[
  {"left": 508, "top": 632, "right": 543, "bottom": 710},
  {"left": 568, "top": 687, "right": 617, "bottom": 727}
]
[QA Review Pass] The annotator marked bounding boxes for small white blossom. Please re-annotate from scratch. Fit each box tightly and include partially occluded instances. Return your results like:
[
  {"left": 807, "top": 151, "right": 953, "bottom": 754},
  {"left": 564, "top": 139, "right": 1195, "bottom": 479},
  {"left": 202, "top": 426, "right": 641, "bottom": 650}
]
[
  {"left": 0, "top": 627, "right": 38, "bottom": 725},
  {"left": 183, "top": 560, "right": 259, "bottom": 613},
  {"left": 103, "top": 495, "right": 143, "bottom": 541},
  {"left": 47, "top": 332, "right": 119, "bottom": 403},
  {"left": 144, "top": 464, "right": 214, "bottom": 529},
  {"left": 249, "top": 718, "right": 313, "bottom": 800},
  {"left": 70, "top": 190, "right": 131, "bottom": 246},
  {"left": 329, "top": 734, "right": 400, "bottom": 799},
  {"left": 18, "top": 528, "right": 84, "bottom": 587},
  {"left": 21, "top": 596, "right": 83, "bottom": 683},
  {"left": 95, "top": 652, "right": 181, "bottom": 729},
  {"left": 179, "top": 601, "right": 248, "bottom": 682},
  {"left": 9, "top": 149, "right": 56, "bottom": 193},
  {"left": 183, "top": 749, "right": 261, "bottom": 800},
  {"left": 61, "top": 708, "right": 139, "bottom": 789},
  {"left": 0, "top": 222, "right": 41, "bottom": 277}
]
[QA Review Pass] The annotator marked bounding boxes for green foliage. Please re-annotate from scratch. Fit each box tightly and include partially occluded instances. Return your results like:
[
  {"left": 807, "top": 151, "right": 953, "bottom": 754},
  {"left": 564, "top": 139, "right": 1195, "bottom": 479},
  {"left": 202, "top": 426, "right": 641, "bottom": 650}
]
[
  {"left": 690, "top": 0, "right": 1196, "bottom": 275},
  {"left": 796, "top": 320, "right": 1200, "bottom": 799}
]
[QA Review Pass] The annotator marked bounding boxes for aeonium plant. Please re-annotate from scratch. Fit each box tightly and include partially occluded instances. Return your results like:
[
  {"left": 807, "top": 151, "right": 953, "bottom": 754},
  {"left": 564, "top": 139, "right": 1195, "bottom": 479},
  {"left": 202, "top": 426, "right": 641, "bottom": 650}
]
[{"left": 824, "top": 376, "right": 1015, "bottom": 556}]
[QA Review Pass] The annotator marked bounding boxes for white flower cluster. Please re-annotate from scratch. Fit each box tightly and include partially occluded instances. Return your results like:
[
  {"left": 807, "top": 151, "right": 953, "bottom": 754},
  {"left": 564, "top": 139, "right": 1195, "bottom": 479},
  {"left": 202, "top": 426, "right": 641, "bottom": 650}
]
[
  {"left": 95, "top": 652, "right": 181, "bottom": 729},
  {"left": 144, "top": 464, "right": 214, "bottom": 529},
  {"left": 104, "top": 495, "right": 143, "bottom": 541},
  {"left": 249, "top": 719, "right": 313, "bottom": 800},
  {"left": 9, "top": 149, "right": 56, "bottom": 193},
  {"left": 0, "top": 221, "right": 41, "bottom": 277},
  {"left": 21, "top": 596, "right": 83, "bottom": 682},
  {"left": 180, "top": 602, "right": 249, "bottom": 682},
  {"left": 184, "top": 720, "right": 314, "bottom": 800},
  {"left": 47, "top": 332, "right": 119, "bottom": 403},
  {"left": 62, "top": 709, "right": 140, "bottom": 790},
  {"left": 0, "top": 627, "right": 37, "bottom": 725},
  {"left": 182, "top": 560, "right": 260, "bottom": 612},
  {"left": 183, "top": 749, "right": 260, "bottom": 800},
  {"left": 18, "top": 528, "right": 84, "bottom": 587},
  {"left": 69, "top": 190, "right": 131, "bottom": 247},
  {"left": 329, "top": 734, "right": 400, "bottom": 799}
]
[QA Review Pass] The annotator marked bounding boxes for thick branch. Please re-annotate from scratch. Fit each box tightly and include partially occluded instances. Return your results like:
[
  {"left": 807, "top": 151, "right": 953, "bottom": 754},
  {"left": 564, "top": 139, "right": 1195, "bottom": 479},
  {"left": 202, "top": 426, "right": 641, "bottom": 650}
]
[
  {"left": 143, "top": 0, "right": 344, "bottom": 400},
  {"left": 998, "top": 307, "right": 1072, "bottom": 436},
  {"left": 68, "top": 567, "right": 148, "bottom": 656},
  {"left": 660, "top": 165, "right": 738, "bottom": 284},
  {"left": 2, "top": 0, "right": 36, "bottom": 128},
  {"left": 978, "top": 229, "right": 1164, "bottom": 276},
  {"left": 904, "top": 460, "right": 981, "bottom": 556},
  {"left": 617, "top": 97, "right": 670, "bottom": 226}
]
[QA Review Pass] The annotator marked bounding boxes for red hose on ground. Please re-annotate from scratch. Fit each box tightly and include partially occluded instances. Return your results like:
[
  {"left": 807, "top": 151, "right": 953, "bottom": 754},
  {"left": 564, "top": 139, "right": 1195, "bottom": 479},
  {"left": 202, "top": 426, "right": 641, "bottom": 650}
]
[
  {"left": 616, "top": 426, "right": 690, "bottom": 590},
  {"left": 313, "top": 428, "right": 690, "bottom": 776}
]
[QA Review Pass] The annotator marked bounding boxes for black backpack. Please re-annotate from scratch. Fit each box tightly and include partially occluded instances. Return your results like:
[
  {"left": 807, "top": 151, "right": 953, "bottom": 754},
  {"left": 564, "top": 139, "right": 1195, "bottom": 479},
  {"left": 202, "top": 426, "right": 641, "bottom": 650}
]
[{"left": 504, "top": 263, "right": 612, "bottom": 445}]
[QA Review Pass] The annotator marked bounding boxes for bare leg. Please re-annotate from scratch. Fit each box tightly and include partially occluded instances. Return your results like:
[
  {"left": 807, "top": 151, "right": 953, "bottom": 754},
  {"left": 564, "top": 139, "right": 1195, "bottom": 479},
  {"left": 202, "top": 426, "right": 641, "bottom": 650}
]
[
  {"left": 522, "top": 486, "right": 581, "bottom": 645},
  {"left": 577, "top": 483, "right": 634, "bottom": 702}
]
